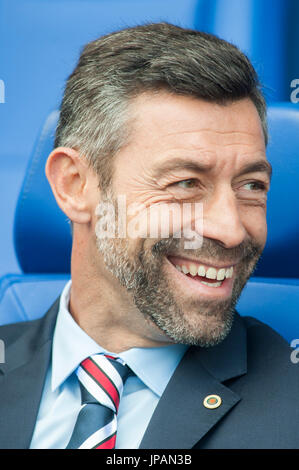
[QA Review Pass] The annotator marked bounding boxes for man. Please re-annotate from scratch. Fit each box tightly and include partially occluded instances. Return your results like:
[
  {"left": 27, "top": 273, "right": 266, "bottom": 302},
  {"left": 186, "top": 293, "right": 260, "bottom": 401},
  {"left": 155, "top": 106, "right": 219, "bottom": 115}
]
[{"left": 0, "top": 22, "right": 298, "bottom": 449}]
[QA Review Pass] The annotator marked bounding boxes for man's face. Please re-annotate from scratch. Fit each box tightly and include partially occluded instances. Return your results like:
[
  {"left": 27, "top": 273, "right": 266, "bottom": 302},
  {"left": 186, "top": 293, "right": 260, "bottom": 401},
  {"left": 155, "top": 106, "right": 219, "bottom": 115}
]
[{"left": 95, "top": 93, "right": 270, "bottom": 347}]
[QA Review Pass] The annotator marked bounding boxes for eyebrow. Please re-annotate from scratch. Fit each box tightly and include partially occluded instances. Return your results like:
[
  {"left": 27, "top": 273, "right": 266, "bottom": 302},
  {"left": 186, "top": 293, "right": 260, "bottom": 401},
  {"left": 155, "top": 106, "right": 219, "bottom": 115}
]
[
  {"left": 237, "top": 160, "right": 272, "bottom": 180},
  {"left": 152, "top": 158, "right": 272, "bottom": 181}
]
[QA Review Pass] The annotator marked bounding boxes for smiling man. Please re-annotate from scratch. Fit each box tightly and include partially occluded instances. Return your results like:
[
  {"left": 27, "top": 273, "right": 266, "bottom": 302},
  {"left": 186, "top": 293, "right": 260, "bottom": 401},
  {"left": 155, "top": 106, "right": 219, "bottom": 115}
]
[{"left": 0, "top": 23, "right": 298, "bottom": 449}]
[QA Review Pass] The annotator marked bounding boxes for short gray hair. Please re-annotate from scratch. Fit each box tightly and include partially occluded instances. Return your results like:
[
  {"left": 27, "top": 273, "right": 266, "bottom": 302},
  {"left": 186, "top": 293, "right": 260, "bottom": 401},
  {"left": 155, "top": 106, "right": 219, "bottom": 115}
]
[{"left": 55, "top": 22, "right": 267, "bottom": 190}]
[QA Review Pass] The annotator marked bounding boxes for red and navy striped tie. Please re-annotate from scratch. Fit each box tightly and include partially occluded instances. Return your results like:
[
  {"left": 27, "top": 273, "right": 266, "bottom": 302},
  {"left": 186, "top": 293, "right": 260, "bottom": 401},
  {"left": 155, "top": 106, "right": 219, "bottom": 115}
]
[{"left": 66, "top": 354, "right": 132, "bottom": 449}]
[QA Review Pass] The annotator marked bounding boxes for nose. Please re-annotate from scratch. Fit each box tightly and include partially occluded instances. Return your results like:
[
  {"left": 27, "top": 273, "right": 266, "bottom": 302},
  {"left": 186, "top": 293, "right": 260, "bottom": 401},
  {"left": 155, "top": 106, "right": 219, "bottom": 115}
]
[{"left": 202, "top": 187, "right": 247, "bottom": 249}]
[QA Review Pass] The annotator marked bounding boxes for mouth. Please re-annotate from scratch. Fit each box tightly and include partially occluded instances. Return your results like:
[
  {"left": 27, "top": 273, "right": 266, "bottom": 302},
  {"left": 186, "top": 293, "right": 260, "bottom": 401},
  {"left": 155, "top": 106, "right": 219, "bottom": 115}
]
[{"left": 165, "top": 255, "right": 237, "bottom": 299}]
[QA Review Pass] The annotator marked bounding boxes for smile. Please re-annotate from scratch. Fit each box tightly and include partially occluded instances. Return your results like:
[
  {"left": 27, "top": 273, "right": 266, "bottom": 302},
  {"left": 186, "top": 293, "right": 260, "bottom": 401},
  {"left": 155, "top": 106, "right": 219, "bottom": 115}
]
[{"left": 166, "top": 255, "right": 236, "bottom": 298}]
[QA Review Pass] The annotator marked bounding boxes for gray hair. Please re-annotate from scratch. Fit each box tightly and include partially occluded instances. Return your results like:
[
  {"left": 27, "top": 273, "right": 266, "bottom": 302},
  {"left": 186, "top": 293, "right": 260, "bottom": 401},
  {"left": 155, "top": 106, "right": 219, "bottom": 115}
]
[{"left": 55, "top": 22, "right": 267, "bottom": 190}]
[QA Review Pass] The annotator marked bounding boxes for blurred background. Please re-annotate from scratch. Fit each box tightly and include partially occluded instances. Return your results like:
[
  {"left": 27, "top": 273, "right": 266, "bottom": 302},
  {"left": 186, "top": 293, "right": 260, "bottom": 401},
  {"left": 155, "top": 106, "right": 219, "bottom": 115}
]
[{"left": 0, "top": 0, "right": 298, "bottom": 277}]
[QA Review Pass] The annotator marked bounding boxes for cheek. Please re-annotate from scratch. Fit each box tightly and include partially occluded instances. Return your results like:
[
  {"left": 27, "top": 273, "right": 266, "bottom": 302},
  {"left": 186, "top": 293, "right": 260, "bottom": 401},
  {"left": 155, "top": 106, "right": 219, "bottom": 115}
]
[{"left": 241, "top": 207, "right": 267, "bottom": 247}]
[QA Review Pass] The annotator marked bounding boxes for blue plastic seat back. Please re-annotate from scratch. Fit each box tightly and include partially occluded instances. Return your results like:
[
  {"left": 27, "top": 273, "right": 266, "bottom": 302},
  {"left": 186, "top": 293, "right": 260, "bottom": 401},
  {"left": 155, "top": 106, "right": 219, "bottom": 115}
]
[
  {"left": 236, "top": 277, "right": 299, "bottom": 343},
  {"left": 0, "top": 275, "right": 69, "bottom": 324},
  {"left": 197, "top": 0, "right": 289, "bottom": 101},
  {"left": 13, "top": 111, "right": 72, "bottom": 274},
  {"left": 254, "top": 103, "right": 299, "bottom": 277}
]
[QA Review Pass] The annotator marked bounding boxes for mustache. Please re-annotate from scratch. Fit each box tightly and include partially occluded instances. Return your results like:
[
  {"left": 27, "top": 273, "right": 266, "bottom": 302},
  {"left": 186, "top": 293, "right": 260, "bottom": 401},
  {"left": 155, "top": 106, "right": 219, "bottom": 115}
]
[{"left": 150, "top": 236, "right": 263, "bottom": 266}]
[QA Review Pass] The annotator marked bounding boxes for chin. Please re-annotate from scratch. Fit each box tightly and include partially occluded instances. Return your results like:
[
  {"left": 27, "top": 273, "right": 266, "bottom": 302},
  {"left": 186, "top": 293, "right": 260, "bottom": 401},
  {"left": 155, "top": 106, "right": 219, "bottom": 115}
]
[{"left": 147, "top": 301, "right": 235, "bottom": 348}]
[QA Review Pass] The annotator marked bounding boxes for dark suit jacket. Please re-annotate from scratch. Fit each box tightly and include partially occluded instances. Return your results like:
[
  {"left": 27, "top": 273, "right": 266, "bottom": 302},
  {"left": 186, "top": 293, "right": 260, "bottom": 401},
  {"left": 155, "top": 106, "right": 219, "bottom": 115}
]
[{"left": 0, "top": 297, "right": 298, "bottom": 449}]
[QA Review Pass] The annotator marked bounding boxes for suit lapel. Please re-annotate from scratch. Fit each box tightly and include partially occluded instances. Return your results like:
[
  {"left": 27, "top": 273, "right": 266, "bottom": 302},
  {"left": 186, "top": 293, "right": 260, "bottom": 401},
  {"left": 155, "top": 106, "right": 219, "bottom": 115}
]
[
  {"left": 0, "top": 298, "right": 60, "bottom": 449},
  {"left": 139, "top": 313, "right": 247, "bottom": 449}
]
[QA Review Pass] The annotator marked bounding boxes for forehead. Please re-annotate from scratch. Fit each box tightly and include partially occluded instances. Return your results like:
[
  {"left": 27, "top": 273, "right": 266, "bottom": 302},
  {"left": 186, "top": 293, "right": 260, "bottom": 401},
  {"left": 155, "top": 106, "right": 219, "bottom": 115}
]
[{"left": 126, "top": 92, "right": 266, "bottom": 166}]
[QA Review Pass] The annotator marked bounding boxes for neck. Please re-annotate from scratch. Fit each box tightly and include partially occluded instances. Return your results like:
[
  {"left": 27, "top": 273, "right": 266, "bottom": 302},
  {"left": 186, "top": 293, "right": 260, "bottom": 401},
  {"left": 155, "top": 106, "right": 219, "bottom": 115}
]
[{"left": 69, "top": 235, "right": 172, "bottom": 353}]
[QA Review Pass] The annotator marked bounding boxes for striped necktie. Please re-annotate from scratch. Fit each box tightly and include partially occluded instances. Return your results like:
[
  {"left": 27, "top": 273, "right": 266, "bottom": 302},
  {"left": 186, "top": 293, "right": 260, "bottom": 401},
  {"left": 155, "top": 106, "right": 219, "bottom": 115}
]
[{"left": 66, "top": 354, "right": 132, "bottom": 449}]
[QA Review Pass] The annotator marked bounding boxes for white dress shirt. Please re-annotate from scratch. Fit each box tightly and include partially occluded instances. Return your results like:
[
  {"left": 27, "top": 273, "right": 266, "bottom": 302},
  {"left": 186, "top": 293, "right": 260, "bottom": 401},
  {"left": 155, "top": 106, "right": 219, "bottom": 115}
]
[{"left": 30, "top": 280, "right": 188, "bottom": 449}]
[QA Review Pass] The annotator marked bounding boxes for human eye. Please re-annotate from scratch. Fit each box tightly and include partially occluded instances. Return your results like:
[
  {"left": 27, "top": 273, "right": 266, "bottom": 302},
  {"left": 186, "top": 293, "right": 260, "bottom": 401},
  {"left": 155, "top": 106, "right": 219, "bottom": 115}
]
[
  {"left": 236, "top": 179, "right": 269, "bottom": 206},
  {"left": 172, "top": 179, "right": 199, "bottom": 189},
  {"left": 242, "top": 181, "right": 268, "bottom": 192}
]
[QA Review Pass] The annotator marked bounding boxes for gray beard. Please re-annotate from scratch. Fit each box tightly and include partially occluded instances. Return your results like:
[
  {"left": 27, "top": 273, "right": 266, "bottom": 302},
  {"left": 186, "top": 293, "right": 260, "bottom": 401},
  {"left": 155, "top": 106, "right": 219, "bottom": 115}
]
[{"left": 95, "top": 226, "right": 263, "bottom": 347}]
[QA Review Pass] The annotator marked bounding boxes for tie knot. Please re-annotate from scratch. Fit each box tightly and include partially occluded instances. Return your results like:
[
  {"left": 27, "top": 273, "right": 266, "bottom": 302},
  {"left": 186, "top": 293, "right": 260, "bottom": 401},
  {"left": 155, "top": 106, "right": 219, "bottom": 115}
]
[{"left": 76, "top": 354, "right": 131, "bottom": 413}]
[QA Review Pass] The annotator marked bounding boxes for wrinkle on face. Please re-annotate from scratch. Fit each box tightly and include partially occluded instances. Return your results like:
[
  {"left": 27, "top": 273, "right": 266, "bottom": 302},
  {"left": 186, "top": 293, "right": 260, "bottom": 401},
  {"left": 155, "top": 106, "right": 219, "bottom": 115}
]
[
  {"left": 109, "top": 93, "right": 268, "bottom": 256},
  {"left": 113, "top": 94, "right": 266, "bottom": 189},
  {"left": 87, "top": 92, "right": 270, "bottom": 348}
]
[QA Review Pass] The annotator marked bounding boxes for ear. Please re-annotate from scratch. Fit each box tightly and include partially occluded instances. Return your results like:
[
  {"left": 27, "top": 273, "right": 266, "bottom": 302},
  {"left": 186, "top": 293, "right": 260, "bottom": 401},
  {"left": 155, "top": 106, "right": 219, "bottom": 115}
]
[{"left": 45, "top": 147, "right": 98, "bottom": 224}]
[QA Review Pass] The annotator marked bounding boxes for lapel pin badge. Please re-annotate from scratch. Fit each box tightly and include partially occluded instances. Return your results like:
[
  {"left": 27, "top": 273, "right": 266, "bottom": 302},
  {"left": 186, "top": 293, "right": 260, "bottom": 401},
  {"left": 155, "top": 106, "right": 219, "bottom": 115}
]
[{"left": 203, "top": 394, "right": 222, "bottom": 409}]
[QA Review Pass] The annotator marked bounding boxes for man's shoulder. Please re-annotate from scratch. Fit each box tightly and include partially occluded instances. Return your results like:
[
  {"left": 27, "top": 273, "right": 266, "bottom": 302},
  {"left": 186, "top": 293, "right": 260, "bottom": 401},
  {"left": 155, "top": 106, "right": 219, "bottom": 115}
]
[
  {"left": 238, "top": 314, "right": 298, "bottom": 386},
  {"left": 194, "top": 315, "right": 299, "bottom": 448},
  {"left": 0, "top": 297, "right": 60, "bottom": 348},
  {"left": 242, "top": 313, "right": 294, "bottom": 357},
  {"left": 0, "top": 316, "right": 43, "bottom": 345},
  {"left": 242, "top": 314, "right": 291, "bottom": 349}
]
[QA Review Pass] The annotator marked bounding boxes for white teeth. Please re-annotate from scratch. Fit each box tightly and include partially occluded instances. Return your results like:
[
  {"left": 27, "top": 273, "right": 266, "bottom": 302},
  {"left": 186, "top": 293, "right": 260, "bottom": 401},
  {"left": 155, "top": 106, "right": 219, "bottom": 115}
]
[
  {"left": 182, "top": 265, "right": 189, "bottom": 274},
  {"left": 200, "top": 281, "right": 223, "bottom": 288},
  {"left": 217, "top": 268, "right": 226, "bottom": 281},
  {"left": 189, "top": 263, "right": 198, "bottom": 276},
  {"left": 225, "top": 267, "right": 234, "bottom": 279},
  {"left": 197, "top": 265, "right": 206, "bottom": 277},
  {"left": 206, "top": 267, "right": 217, "bottom": 280},
  {"left": 173, "top": 260, "right": 234, "bottom": 281}
]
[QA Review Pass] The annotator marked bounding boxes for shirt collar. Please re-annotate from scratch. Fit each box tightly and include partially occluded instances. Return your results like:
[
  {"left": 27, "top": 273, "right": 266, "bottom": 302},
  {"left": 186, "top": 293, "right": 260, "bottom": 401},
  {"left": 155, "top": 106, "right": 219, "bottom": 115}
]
[
  {"left": 119, "top": 344, "right": 187, "bottom": 397},
  {"left": 51, "top": 280, "right": 188, "bottom": 396}
]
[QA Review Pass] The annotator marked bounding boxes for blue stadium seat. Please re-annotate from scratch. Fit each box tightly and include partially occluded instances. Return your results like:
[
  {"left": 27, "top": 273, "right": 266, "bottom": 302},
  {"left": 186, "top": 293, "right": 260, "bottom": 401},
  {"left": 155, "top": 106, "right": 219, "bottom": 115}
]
[
  {"left": 13, "top": 111, "right": 72, "bottom": 274},
  {"left": 236, "top": 277, "right": 299, "bottom": 343},
  {"left": 254, "top": 103, "right": 299, "bottom": 278},
  {"left": 0, "top": 274, "right": 69, "bottom": 325},
  {"left": 197, "top": 0, "right": 290, "bottom": 101},
  {"left": 0, "top": 104, "right": 298, "bottom": 344},
  {"left": 0, "top": 0, "right": 200, "bottom": 166}
]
